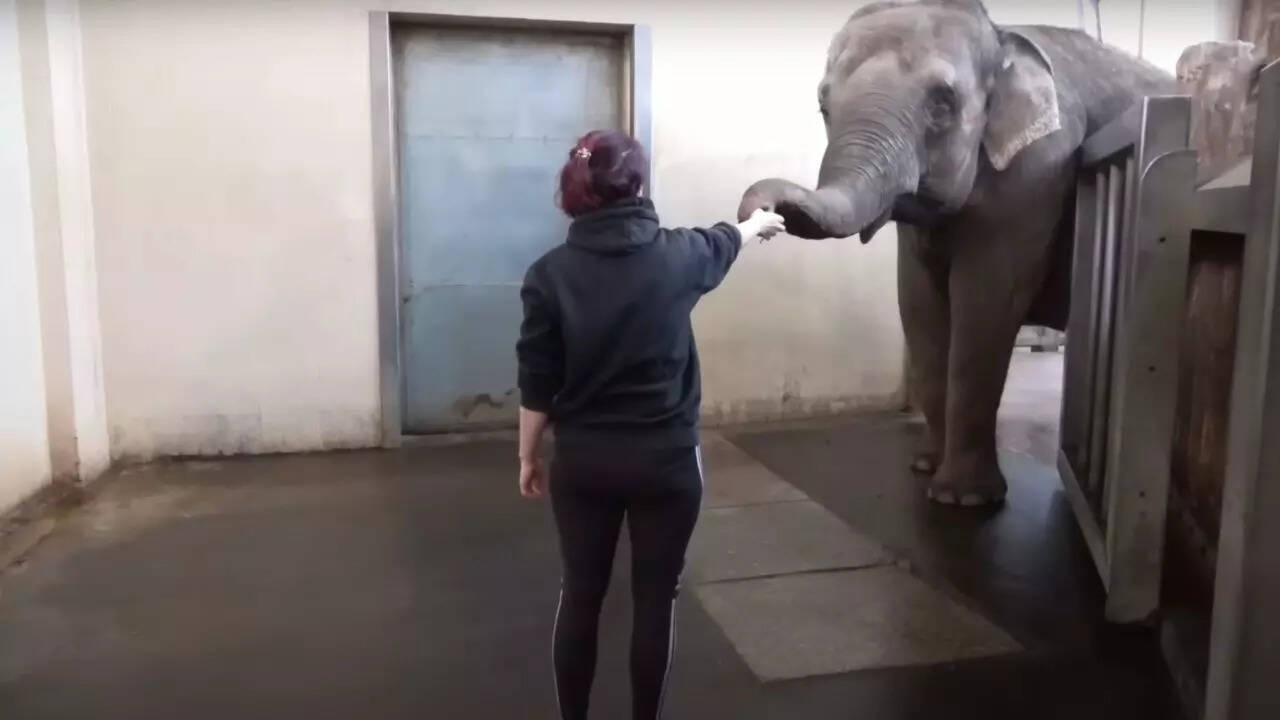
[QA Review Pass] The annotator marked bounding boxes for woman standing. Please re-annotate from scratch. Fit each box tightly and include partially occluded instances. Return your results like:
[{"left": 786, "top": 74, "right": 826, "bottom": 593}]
[{"left": 515, "top": 129, "right": 785, "bottom": 720}]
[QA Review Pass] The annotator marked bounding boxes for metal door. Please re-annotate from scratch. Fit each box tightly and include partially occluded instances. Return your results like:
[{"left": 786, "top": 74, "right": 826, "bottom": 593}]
[{"left": 394, "top": 25, "right": 624, "bottom": 432}]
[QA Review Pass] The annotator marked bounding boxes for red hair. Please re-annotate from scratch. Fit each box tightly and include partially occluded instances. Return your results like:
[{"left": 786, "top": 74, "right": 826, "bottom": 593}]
[{"left": 557, "top": 130, "right": 649, "bottom": 217}]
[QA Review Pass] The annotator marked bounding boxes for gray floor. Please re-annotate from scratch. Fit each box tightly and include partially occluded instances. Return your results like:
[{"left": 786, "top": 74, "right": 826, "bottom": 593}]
[{"left": 0, "top": 351, "right": 1182, "bottom": 719}]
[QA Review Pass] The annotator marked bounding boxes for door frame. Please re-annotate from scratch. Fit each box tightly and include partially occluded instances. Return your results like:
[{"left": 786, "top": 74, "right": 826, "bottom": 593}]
[{"left": 368, "top": 11, "right": 653, "bottom": 446}]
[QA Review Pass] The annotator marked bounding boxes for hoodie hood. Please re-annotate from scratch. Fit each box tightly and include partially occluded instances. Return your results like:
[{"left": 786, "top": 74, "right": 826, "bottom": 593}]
[{"left": 566, "top": 197, "right": 661, "bottom": 255}]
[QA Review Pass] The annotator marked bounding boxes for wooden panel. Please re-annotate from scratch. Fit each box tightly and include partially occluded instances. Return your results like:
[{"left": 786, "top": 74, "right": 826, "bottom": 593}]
[{"left": 1168, "top": 232, "right": 1245, "bottom": 608}]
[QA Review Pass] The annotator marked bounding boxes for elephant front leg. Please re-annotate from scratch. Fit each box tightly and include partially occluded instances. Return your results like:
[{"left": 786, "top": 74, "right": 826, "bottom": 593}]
[
  {"left": 930, "top": 237, "right": 1043, "bottom": 507},
  {"left": 898, "top": 227, "right": 950, "bottom": 476}
]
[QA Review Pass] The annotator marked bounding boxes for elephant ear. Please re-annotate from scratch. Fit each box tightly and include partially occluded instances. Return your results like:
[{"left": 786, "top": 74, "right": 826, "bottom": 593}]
[{"left": 983, "top": 30, "right": 1061, "bottom": 172}]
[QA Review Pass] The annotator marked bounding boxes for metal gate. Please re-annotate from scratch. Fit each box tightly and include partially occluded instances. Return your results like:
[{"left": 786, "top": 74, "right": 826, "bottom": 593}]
[
  {"left": 1058, "top": 96, "right": 1199, "bottom": 623},
  {"left": 393, "top": 24, "right": 625, "bottom": 433}
]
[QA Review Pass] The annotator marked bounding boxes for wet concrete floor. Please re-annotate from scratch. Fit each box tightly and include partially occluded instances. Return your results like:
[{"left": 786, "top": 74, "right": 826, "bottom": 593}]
[{"left": 0, "top": 352, "right": 1181, "bottom": 719}]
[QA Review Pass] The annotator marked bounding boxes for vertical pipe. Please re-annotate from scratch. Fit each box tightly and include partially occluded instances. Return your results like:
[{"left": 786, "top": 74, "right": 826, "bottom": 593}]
[
  {"left": 1063, "top": 172, "right": 1100, "bottom": 471},
  {"left": 1085, "top": 166, "right": 1110, "bottom": 509},
  {"left": 1089, "top": 162, "right": 1123, "bottom": 521},
  {"left": 1119, "top": 154, "right": 1138, "bottom": 321},
  {"left": 1137, "top": 0, "right": 1146, "bottom": 59}
]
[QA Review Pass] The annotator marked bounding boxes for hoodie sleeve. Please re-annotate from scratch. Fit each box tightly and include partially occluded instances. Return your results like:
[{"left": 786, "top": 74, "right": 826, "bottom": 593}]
[
  {"left": 680, "top": 222, "right": 743, "bottom": 293},
  {"left": 515, "top": 264, "right": 563, "bottom": 413}
]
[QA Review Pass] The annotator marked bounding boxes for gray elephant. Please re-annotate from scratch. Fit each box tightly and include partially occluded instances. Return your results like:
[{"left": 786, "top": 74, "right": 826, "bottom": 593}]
[{"left": 738, "top": 0, "right": 1175, "bottom": 505}]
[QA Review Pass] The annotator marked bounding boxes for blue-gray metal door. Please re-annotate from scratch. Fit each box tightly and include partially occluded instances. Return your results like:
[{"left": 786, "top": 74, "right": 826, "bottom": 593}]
[{"left": 394, "top": 25, "right": 624, "bottom": 432}]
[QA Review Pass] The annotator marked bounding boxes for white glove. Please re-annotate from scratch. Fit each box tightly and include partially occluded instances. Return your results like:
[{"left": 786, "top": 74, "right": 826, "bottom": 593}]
[{"left": 736, "top": 208, "right": 786, "bottom": 243}]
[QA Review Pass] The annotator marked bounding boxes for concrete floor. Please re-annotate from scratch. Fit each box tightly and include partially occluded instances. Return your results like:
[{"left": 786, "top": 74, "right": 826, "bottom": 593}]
[{"left": 0, "top": 351, "right": 1181, "bottom": 719}]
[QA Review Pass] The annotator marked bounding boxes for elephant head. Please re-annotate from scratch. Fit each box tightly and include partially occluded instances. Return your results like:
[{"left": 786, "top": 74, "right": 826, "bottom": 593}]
[{"left": 738, "top": 0, "right": 1060, "bottom": 241}]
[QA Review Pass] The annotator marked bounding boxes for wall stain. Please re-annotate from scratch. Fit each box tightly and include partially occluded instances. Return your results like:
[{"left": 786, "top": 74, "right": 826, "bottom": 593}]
[{"left": 452, "top": 389, "right": 516, "bottom": 419}]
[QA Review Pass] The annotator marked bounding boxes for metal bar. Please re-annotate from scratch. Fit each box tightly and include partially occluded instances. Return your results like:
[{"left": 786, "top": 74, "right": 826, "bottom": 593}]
[
  {"left": 387, "top": 11, "right": 635, "bottom": 34},
  {"left": 1081, "top": 96, "right": 1192, "bottom": 169},
  {"left": 1101, "top": 149, "right": 1198, "bottom": 623},
  {"left": 1120, "top": 154, "right": 1139, "bottom": 312},
  {"left": 1082, "top": 166, "right": 1110, "bottom": 503},
  {"left": 1059, "top": 450, "right": 1110, "bottom": 586},
  {"left": 1061, "top": 173, "right": 1101, "bottom": 473},
  {"left": 1088, "top": 163, "right": 1122, "bottom": 516},
  {"left": 1138, "top": 96, "right": 1194, "bottom": 175},
  {"left": 1206, "top": 59, "right": 1280, "bottom": 720},
  {"left": 629, "top": 25, "right": 654, "bottom": 196},
  {"left": 369, "top": 11, "right": 403, "bottom": 447},
  {"left": 1191, "top": 186, "right": 1254, "bottom": 236},
  {"left": 1082, "top": 103, "right": 1143, "bottom": 165}
]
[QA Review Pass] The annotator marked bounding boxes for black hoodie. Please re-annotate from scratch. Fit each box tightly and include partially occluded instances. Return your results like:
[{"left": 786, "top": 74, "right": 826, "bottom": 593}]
[{"left": 516, "top": 198, "right": 742, "bottom": 448}]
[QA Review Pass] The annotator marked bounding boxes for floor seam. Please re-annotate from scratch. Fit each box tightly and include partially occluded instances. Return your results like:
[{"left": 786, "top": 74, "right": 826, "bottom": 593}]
[
  {"left": 702, "top": 498, "right": 813, "bottom": 511},
  {"left": 694, "top": 561, "right": 900, "bottom": 587}
]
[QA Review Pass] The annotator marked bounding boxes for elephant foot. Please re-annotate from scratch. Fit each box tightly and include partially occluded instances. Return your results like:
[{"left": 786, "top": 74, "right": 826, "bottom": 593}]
[
  {"left": 926, "top": 464, "right": 1007, "bottom": 507},
  {"left": 910, "top": 451, "right": 939, "bottom": 476}
]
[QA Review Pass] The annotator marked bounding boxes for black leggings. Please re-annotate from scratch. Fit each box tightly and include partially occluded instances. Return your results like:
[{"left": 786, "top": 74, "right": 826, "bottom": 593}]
[{"left": 550, "top": 443, "right": 703, "bottom": 720}]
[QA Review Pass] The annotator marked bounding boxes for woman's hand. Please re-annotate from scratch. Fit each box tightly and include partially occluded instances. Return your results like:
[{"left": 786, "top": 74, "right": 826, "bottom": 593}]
[
  {"left": 519, "top": 457, "right": 545, "bottom": 499},
  {"left": 736, "top": 209, "right": 787, "bottom": 243},
  {"left": 518, "top": 406, "right": 550, "bottom": 499}
]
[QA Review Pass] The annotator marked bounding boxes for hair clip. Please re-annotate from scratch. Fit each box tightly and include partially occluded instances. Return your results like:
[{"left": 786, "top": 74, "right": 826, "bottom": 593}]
[{"left": 574, "top": 147, "right": 592, "bottom": 160}]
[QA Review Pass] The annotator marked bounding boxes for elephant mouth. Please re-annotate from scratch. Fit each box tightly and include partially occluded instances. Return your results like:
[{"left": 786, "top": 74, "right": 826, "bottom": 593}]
[
  {"left": 855, "top": 193, "right": 946, "bottom": 243},
  {"left": 891, "top": 193, "right": 947, "bottom": 226},
  {"left": 857, "top": 206, "right": 895, "bottom": 244}
]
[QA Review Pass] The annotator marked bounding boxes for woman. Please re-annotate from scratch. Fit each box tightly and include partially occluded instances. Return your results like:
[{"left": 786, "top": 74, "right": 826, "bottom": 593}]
[{"left": 515, "top": 129, "right": 785, "bottom": 720}]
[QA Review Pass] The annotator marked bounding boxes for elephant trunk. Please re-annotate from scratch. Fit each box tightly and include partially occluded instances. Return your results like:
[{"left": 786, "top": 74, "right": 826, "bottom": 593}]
[
  {"left": 737, "top": 177, "right": 897, "bottom": 242},
  {"left": 739, "top": 92, "right": 921, "bottom": 242}
]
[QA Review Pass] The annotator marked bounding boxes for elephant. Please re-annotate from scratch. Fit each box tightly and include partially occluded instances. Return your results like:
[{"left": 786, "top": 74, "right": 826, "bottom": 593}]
[{"left": 738, "top": 0, "right": 1176, "bottom": 505}]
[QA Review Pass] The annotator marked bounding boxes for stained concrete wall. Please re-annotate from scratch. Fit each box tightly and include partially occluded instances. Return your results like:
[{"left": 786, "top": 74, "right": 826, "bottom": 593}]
[
  {"left": 0, "top": 0, "right": 52, "bottom": 511},
  {"left": 73, "top": 0, "right": 1236, "bottom": 461}
]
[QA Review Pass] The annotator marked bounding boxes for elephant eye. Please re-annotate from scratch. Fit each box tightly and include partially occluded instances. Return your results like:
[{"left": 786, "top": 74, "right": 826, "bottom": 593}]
[{"left": 926, "top": 83, "right": 958, "bottom": 130}]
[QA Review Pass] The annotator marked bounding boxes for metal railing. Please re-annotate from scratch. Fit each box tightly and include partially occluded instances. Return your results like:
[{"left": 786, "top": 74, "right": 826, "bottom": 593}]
[{"left": 1058, "top": 95, "right": 1197, "bottom": 623}]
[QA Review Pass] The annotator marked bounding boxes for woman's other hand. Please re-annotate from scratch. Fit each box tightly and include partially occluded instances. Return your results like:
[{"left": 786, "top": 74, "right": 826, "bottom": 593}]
[
  {"left": 736, "top": 209, "right": 786, "bottom": 243},
  {"left": 519, "top": 457, "right": 545, "bottom": 499},
  {"left": 517, "top": 406, "right": 550, "bottom": 499}
]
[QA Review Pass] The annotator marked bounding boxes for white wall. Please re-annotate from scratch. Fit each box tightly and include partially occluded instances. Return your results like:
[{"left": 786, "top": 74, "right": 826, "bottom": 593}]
[
  {"left": 43, "top": 0, "right": 109, "bottom": 478},
  {"left": 81, "top": 1, "right": 388, "bottom": 460},
  {"left": 1062, "top": 0, "right": 1240, "bottom": 73},
  {"left": 79, "top": 0, "right": 907, "bottom": 460},
  {"left": 17, "top": 0, "right": 110, "bottom": 483},
  {"left": 74, "top": 0, "right": 1239, "bottom": 460},
  {"left": 0, "top": 0, "right": 53, "bottom": 511}
]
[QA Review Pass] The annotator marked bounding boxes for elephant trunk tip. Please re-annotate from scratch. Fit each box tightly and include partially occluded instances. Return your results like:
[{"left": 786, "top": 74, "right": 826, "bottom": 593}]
[{"left": 737, "top": 181, "right": 779, "bottom": 222}]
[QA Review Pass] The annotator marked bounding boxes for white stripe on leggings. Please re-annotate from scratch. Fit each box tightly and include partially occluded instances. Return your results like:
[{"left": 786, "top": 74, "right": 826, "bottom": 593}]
[
  {"left": 656, "top": 444, "right": 700, "bottom": 718},
  {"left": 553, "top": 589, "right": 564, "bottom": 719},
  {"left": 654, "top": 596, "right": 677, "bottom": 719}
]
